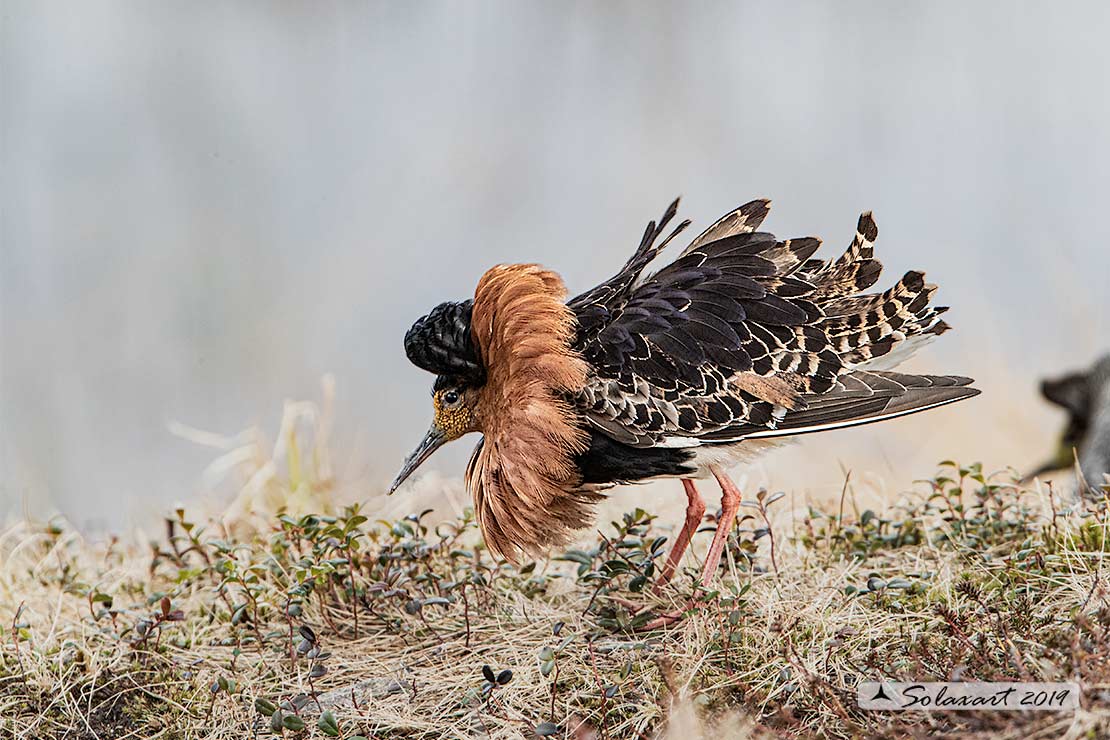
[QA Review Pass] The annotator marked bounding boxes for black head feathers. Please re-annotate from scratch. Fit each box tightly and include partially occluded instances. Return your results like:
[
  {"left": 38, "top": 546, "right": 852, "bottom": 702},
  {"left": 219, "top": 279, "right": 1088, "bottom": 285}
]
[{"left": 403, "top": 300, "right": 486, "bottom": 385}]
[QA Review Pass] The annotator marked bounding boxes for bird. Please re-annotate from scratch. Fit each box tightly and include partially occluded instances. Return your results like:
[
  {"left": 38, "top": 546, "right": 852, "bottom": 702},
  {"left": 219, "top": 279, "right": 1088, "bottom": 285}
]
[
  {"left": 388, "top": 197, "right": 979, "bottom": 602},
  {"left": 1033, "top": 355, "right": 1110, "bottom": 493}
]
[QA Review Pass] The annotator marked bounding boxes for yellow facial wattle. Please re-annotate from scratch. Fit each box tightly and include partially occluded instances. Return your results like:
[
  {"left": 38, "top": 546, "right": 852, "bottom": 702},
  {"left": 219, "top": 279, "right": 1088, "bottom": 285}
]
[{"left": 433, "top": 391, "right": 473, "bottom": 440}]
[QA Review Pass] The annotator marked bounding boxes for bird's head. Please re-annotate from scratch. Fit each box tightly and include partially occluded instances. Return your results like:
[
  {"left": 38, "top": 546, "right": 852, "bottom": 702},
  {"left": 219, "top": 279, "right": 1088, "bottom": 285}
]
[
  {"left": 388, "top": 264, "right": 591, "bottom": 558},
  {"left": 388, "top": 300, "right": 485, "bottom": 494},
  {"left": 388, "top": 265, "right": 587, "bottom": 521}
]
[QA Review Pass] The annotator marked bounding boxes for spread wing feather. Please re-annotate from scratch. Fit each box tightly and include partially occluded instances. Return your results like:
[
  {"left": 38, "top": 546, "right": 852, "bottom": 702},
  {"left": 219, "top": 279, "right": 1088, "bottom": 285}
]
[
  {"left": 570, "top": 199, "right": 975, "bottom": 448},
  {"left": 698, "top": 372, "right": 977, "bottom": 442}
]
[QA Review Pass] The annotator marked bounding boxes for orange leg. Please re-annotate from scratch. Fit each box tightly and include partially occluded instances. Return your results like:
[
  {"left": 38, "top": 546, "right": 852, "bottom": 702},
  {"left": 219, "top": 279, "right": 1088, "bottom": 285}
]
[
  {"left": 638, "top": 468, "right": 742, "bottom": 631},
  {"left": 653, "top": 479, "right": 706, "bottom": 591},
  {"left": 699, "top": 466, "right": 742, "bottom": 587}
]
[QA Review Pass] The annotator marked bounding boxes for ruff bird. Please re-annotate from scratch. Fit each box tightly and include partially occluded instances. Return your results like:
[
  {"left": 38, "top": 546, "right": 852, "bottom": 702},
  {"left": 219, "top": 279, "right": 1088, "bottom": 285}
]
[{"left": 389, "top": 198, "right": 979, "bottom": 593}]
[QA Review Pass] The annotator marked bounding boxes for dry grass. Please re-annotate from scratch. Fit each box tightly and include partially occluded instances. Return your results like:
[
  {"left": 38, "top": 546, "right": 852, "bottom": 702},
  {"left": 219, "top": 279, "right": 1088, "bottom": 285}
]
[
  {"left": 5, "top": 473, "right": 1110, "bottom": 739},
  {"left": 4, "top": 398, "right": 1110, "bottom": 739}
]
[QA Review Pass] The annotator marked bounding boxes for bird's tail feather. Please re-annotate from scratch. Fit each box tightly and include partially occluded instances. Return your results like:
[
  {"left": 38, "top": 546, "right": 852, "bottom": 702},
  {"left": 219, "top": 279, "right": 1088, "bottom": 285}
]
[
  {"left": 800, "top": 212, "right": 881, "bottom": 300},
  {"left": 800, "top": 212, "right": 951, "bottom": 370}
]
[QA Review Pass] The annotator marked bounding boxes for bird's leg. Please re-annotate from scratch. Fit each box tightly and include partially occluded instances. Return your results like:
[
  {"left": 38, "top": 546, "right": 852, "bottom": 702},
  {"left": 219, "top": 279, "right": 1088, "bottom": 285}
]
[
  {"left": 653, "top": 479, "right": 706, "bottom": 592},
  {"left": 636, "top": 474, "right": 738, "bottom": 631},
  {"left": 699, "top": 466, "right": 742, "bottom": 588}
]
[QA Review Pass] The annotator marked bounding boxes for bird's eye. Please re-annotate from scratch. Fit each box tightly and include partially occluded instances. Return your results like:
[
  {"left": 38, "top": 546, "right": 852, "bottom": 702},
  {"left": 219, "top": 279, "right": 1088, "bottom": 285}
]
[{"left": 443, "top": 390, "right": 460, "bottom": 406}]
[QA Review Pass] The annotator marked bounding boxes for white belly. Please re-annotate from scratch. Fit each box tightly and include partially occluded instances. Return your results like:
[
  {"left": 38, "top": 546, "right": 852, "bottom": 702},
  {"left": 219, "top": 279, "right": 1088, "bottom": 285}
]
[{"left": 685, "top": 438, "right": 789, "bottom": 478}]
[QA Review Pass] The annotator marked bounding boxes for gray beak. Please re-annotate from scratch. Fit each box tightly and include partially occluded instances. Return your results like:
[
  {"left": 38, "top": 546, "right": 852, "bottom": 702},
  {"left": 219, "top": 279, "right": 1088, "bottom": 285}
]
[{"left": 387, "top": 423, "right": 446, "bottom": 495}]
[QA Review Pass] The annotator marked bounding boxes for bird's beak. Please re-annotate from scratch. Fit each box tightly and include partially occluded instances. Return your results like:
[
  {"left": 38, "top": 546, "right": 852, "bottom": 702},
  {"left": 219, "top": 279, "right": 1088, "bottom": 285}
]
[{"left": 387, "top": 422, "right": 447, "bottom": 495}]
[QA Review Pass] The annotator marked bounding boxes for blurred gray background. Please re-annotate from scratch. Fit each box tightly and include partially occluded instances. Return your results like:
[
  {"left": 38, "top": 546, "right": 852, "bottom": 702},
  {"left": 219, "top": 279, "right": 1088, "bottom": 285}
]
[{"left": 3, "top": 2, "right": 1108, "bottom": 530}]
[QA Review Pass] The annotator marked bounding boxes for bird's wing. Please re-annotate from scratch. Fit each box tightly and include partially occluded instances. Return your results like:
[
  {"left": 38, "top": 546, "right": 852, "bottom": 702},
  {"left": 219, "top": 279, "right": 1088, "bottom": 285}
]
[
  {"left": 567, "top": 199, "right": 690, "bottom": 320},
  {"left": 695, "top": 371, "right": 978, "bottom": 442},
  {"left": 570, "top": 200, "right": 964, "bottom": 447}
]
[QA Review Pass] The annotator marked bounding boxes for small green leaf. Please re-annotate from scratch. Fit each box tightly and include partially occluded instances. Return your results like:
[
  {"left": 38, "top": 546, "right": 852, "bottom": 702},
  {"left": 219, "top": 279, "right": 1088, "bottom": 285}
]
[
  {"left": 556, "top": 549, "right": 594, "bottom": 566},
  {"left": 421, "top": 597, "right": 452, "bottom": 607},
  {"left": 601, "top": 559, "right": 629, "bottom": 575},
  {"left": 866, "top": 577, "right": 887, "bottom": 591},
  {"left": 317, "top": 710, "right": 340, "bottom": 736},
  {"left": 270, "top": 709, "right": 284, "bottom": 733}
]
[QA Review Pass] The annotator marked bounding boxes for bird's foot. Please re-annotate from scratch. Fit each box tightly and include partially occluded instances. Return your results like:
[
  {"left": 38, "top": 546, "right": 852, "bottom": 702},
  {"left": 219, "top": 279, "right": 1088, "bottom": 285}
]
[
  {"left": 634, "top": 598, "right": 699, "bottom": 631},
  {"left": 604, "top": 595, "right": 646, "bottom": 613},
  {"left": 600, "top": 591, "right": 700, "bottom": 630}
]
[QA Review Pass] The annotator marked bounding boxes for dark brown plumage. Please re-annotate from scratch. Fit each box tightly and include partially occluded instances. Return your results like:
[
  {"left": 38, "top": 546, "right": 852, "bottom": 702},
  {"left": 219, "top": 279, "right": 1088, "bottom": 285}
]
[{"left": 390, "top": 197, "right": 979, "bottom": 600}]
